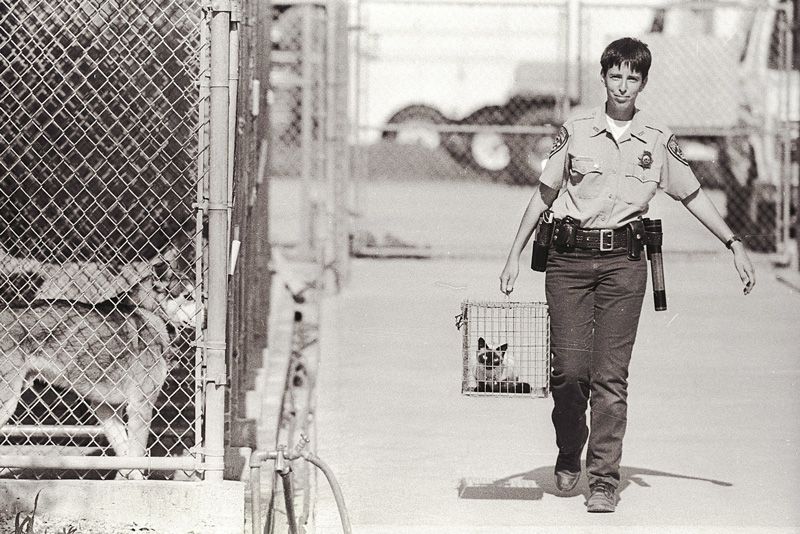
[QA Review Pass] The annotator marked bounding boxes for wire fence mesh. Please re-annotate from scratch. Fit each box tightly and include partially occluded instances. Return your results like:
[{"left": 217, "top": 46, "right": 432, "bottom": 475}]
[
  {"left": 226, "top": 0, "right": 273, "bottom": 450},
  {"left": 0, "top": 0, "right": 205, "bottom": 480},
  {"left": 354, "top": 0, "right": 798, "bottom": 255},
  {"left": 1, "top": 0, "right": 352, "bottom": 482},
  {"left": 356, "top": 0, "right": 568, "bottom": 187},
  {"left": 268, "top": 0, "right": 352, "bottom": 279}
]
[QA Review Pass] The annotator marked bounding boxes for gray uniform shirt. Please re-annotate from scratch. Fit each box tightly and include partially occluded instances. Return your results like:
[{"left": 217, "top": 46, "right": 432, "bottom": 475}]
[{"left": 539, "top": 105, "right": 702, "bottom": 229}]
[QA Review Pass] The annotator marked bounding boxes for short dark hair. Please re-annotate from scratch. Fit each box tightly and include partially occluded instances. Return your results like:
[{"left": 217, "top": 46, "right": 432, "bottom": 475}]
[{"left": 600, "top": 37, "right": 651, "bottom": 79}]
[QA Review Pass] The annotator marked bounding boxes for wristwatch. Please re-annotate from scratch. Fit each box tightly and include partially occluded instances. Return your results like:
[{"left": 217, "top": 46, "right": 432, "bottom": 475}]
[{"left": 725, "top": 235, "right": 742, "bottom": 249}]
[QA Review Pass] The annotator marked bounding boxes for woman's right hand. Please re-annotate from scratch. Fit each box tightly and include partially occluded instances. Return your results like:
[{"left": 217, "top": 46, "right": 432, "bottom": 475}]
[{"left": 499, "top": 259, "right": 519, "bottom": 295}]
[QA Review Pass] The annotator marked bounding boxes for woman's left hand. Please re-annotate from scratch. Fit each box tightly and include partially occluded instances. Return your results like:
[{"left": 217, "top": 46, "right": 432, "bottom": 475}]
[{"left": 731, "top": 241, "right": 755, "bottom": 295}]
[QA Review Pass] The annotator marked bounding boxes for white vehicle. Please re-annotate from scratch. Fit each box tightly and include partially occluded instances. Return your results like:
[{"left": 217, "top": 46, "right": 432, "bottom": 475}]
[{"left": 383, "top": 0, "right": 798, "bottom": 251}]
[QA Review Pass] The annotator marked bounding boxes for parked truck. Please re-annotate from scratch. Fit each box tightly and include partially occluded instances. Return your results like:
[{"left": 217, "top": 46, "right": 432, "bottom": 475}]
[{"left": 382, "top": 0, "right": 799, "bottom": 252}]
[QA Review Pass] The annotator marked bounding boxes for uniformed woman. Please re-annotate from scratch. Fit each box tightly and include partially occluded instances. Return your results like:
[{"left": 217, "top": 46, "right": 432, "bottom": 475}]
[{"left": 499, "top": 37, "right": 755, "bottom": 513}]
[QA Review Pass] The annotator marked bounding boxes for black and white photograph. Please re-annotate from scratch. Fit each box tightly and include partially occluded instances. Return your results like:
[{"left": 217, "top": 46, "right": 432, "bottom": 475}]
[{"left": 1, "top": 0, "right": 798, "bottom": 533}]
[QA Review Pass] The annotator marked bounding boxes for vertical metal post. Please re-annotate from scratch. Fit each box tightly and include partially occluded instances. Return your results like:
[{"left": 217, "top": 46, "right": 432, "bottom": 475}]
[
  {"left": 314, "top": 5, "right": 328, "bottom": 275},
  {"left": 196, "top": 6, "right": 212, "bottom": 460},
  {"left": 299, "top": 3, "right": 315, "bottom": 258},
  {"left": 575, "top": 0, "right": 584, "bottom": 106},
  {"left": 351, "top": 0, "right": 362, "bottom": 248},
  {"left": 250, "top": 465, "right": 262, "bottom": 534},
  {"left": 780, "top": 3, "right": 794, "bottom": 254},
  {"left": 562, "top": 0, "right": 580, "bottom": 119},
  {"left": 338, "top": 3, "right": 351, "bottom": 284},
  {"left": 205, "top": 1, "right": 232, "bottom": 482},
  {"left": 324, "top": 0, "right": 339, "bottom": 292},
  {"left": 229, "top": 7, "right": 241, "bottom": 229}
]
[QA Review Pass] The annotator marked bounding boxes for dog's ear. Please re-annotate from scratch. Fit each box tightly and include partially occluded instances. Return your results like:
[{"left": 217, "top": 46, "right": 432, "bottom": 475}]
[
  {"left": 498, "top": 343, "right": 508, "bottom": 355},
  {"left": 477, "top": 337, "right": 486, "bottom": 349}
]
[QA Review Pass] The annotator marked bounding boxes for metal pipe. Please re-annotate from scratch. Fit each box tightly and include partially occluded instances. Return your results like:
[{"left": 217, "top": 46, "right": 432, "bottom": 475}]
[
  {"left": 780, "top": 3, "right": 794, "bottom": 253},
  {"left": 324, "top": 0, "right": 339, "bottom": 292},
  {"left": 562, "top": 0, "right": 579, "bottom": 119},
  {"left": 205, "top": 1, "right": 232, "bottom": 483},
  {"left": 228, "top": 13, "right": 240, "bottom": 230},
  {"left": 351, "top": 0, "right": 363, "bottom": 244},
  {"left": 0, "top": 424, "right": 105, "bottom": 438},
  {"left": 376, "top": 122, "right": 756, "bottom": 137},
  {"left": 196, "top": 6, "right": 212, "bottom": 460},
  {"left": 363, "top": 0, "right": 564, "bottom": 6},
  {"left": 299, "top": 2, "right": 315, "bottom": 258},
  {"left": 280, "top": 467, "right": 299, "bottom": 534},
  {"left": 249, "top": 450, "right": 276, "bottom": 534},
  {"left": 337, "top": 3, "right": 351, "bottom": 284},
  {"left": 248, "top": 448, "right": 351, "bottom": 534},
  {"left": 0, "top": 455, "right": 196, "bottom": 472},
  {"left": 250, "top": 464, "right": 262, "bottom": 534}
]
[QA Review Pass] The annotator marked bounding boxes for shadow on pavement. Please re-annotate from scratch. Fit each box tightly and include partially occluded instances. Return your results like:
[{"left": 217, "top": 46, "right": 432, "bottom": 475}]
[{"left": 458, "top": 465, "right": 732, "bottom": 501}]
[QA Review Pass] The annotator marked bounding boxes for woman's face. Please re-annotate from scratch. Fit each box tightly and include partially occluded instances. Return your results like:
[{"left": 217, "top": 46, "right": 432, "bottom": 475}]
[{"left": 602, "top": 63, "right": 647, "bottom": 115}]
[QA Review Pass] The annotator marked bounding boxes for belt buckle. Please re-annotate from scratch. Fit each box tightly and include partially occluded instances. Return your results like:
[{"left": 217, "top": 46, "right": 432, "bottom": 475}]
[{"left": 599, "top": 229, "right": 614, "bottom": 251}]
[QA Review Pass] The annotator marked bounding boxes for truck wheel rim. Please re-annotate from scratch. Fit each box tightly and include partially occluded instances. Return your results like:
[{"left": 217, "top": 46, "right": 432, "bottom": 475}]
[{"left": 471, "top": 131, "right": 510, "bottom": 171}]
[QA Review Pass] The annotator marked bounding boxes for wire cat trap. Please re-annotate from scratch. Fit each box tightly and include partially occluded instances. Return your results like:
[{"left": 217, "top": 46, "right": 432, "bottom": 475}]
[{"left": 455, "top": 300, "right": 550, "bottom": 398}]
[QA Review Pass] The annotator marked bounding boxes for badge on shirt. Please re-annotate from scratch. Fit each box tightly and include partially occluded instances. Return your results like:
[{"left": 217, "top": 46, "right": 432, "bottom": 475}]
[
  {"left": 667, "top": 135, "right": 689, "bottom": 166},
  {"left": 638, "top": 150, "right": 653, "bottom": 170},
  {"left": 549, "top": 126, "right": 569, "bottom": 158}
]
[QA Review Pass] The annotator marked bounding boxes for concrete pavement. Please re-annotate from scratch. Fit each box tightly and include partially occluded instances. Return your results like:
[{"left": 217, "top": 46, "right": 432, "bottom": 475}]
[
  {"left": 269, "top": 177, "right": 799, "bottom": 532},
  {"left": 310, "top": 253, "right": 799, "bottom": 533}
]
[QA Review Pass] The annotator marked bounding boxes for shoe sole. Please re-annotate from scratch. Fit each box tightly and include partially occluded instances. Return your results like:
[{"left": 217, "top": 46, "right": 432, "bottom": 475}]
[
  {"left": 554, "top": 471, "right": 581, "bottom": 492},
  {"left": 587, "top": 505, "right": 615, "bottom": 513}
]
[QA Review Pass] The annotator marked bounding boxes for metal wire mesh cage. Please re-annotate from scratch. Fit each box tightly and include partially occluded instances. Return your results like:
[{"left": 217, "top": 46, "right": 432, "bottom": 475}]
[
  {"left": 457, "top": 300, "right": 549, "bottom": 398},
  {"left": 0, "top": 0, "right": 203, "bottom": 480}
]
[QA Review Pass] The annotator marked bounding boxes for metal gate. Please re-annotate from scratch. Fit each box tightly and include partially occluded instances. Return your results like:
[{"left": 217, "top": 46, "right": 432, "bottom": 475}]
[{"left": 0, "top": 0, "right": 209, "bottom": 480}]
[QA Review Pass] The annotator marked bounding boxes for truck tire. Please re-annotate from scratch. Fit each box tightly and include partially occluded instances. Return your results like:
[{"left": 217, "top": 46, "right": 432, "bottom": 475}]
[
  {"left": 382, "top": 104, "right": 448, "bottom": 150},
  {"left": 449, "top": 105, "right": 513, "bottom": 181},
  {"left": 506, "top": 107, "right": 559, "bottom": 186}
]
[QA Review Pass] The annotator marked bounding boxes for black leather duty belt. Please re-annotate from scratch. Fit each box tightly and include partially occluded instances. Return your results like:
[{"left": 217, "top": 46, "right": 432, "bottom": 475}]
[{"left": 574, "top": 227, "right": 628, "bottom": 251}]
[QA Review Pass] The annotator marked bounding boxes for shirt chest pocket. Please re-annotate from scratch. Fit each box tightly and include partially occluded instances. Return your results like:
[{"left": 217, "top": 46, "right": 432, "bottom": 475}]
[
  {"left": 569, "top": 157, "right": 604, "bottom": 199},
  {"left": 619, "top": 164, "right": 660, "bottom": 207}
]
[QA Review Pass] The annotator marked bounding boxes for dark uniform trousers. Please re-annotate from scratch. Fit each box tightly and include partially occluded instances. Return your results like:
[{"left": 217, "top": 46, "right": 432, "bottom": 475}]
[{"left": 545, "top": 247, "right": 648, "bottom": 488}]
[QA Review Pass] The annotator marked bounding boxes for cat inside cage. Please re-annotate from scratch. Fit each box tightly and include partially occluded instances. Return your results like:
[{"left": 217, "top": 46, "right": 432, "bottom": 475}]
[{"left": 458, "top": 300, "right": 550, "bottom": 398}]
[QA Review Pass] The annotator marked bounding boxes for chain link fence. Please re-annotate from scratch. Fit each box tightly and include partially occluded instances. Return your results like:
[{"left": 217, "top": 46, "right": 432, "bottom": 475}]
[
  {"left": 579, "top": 1, "right": 798, "bottom": 254},
  {"left": 359, "top": 0, "right": 798, "bottom": 255},
  {"left": 0, "top": 0, "right": 206, "bottom": 480},
  {"left": 1, "top": 0, "right": 352, "bottom": 483},
  {"left": 356, "top": 0, "right": 569, "bottom": 187},
  {"left": 269, "top": 1, "right": 352, "bottom": 282},
  {"left": 226, "top": 0, "right": 273, "bottom": 452}
]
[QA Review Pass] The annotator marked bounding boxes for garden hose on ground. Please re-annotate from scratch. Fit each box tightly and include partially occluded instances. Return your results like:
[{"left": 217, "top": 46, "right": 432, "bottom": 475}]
[{"left": 250, "top": 448, "right": 352, "bottom": 534}]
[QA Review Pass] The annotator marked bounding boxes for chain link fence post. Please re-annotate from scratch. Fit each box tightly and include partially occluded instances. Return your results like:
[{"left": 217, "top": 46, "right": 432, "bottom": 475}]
[{"left": 203, "top": 0, "right": 233, "bottom": 482}]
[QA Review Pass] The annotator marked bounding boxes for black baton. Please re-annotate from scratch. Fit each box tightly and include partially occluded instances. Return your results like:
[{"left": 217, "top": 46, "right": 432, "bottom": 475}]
[{"left": 643, "top": 218, "right": 666, "bottom": 311}]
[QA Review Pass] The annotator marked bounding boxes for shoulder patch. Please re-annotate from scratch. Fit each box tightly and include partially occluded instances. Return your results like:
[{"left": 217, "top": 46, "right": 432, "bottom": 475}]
[
  {"left": 667, "top": 135, "right": 689, "bottom": 166},
  {"left": 549, "top": 126, "right": 569, "bottom": 158}
]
